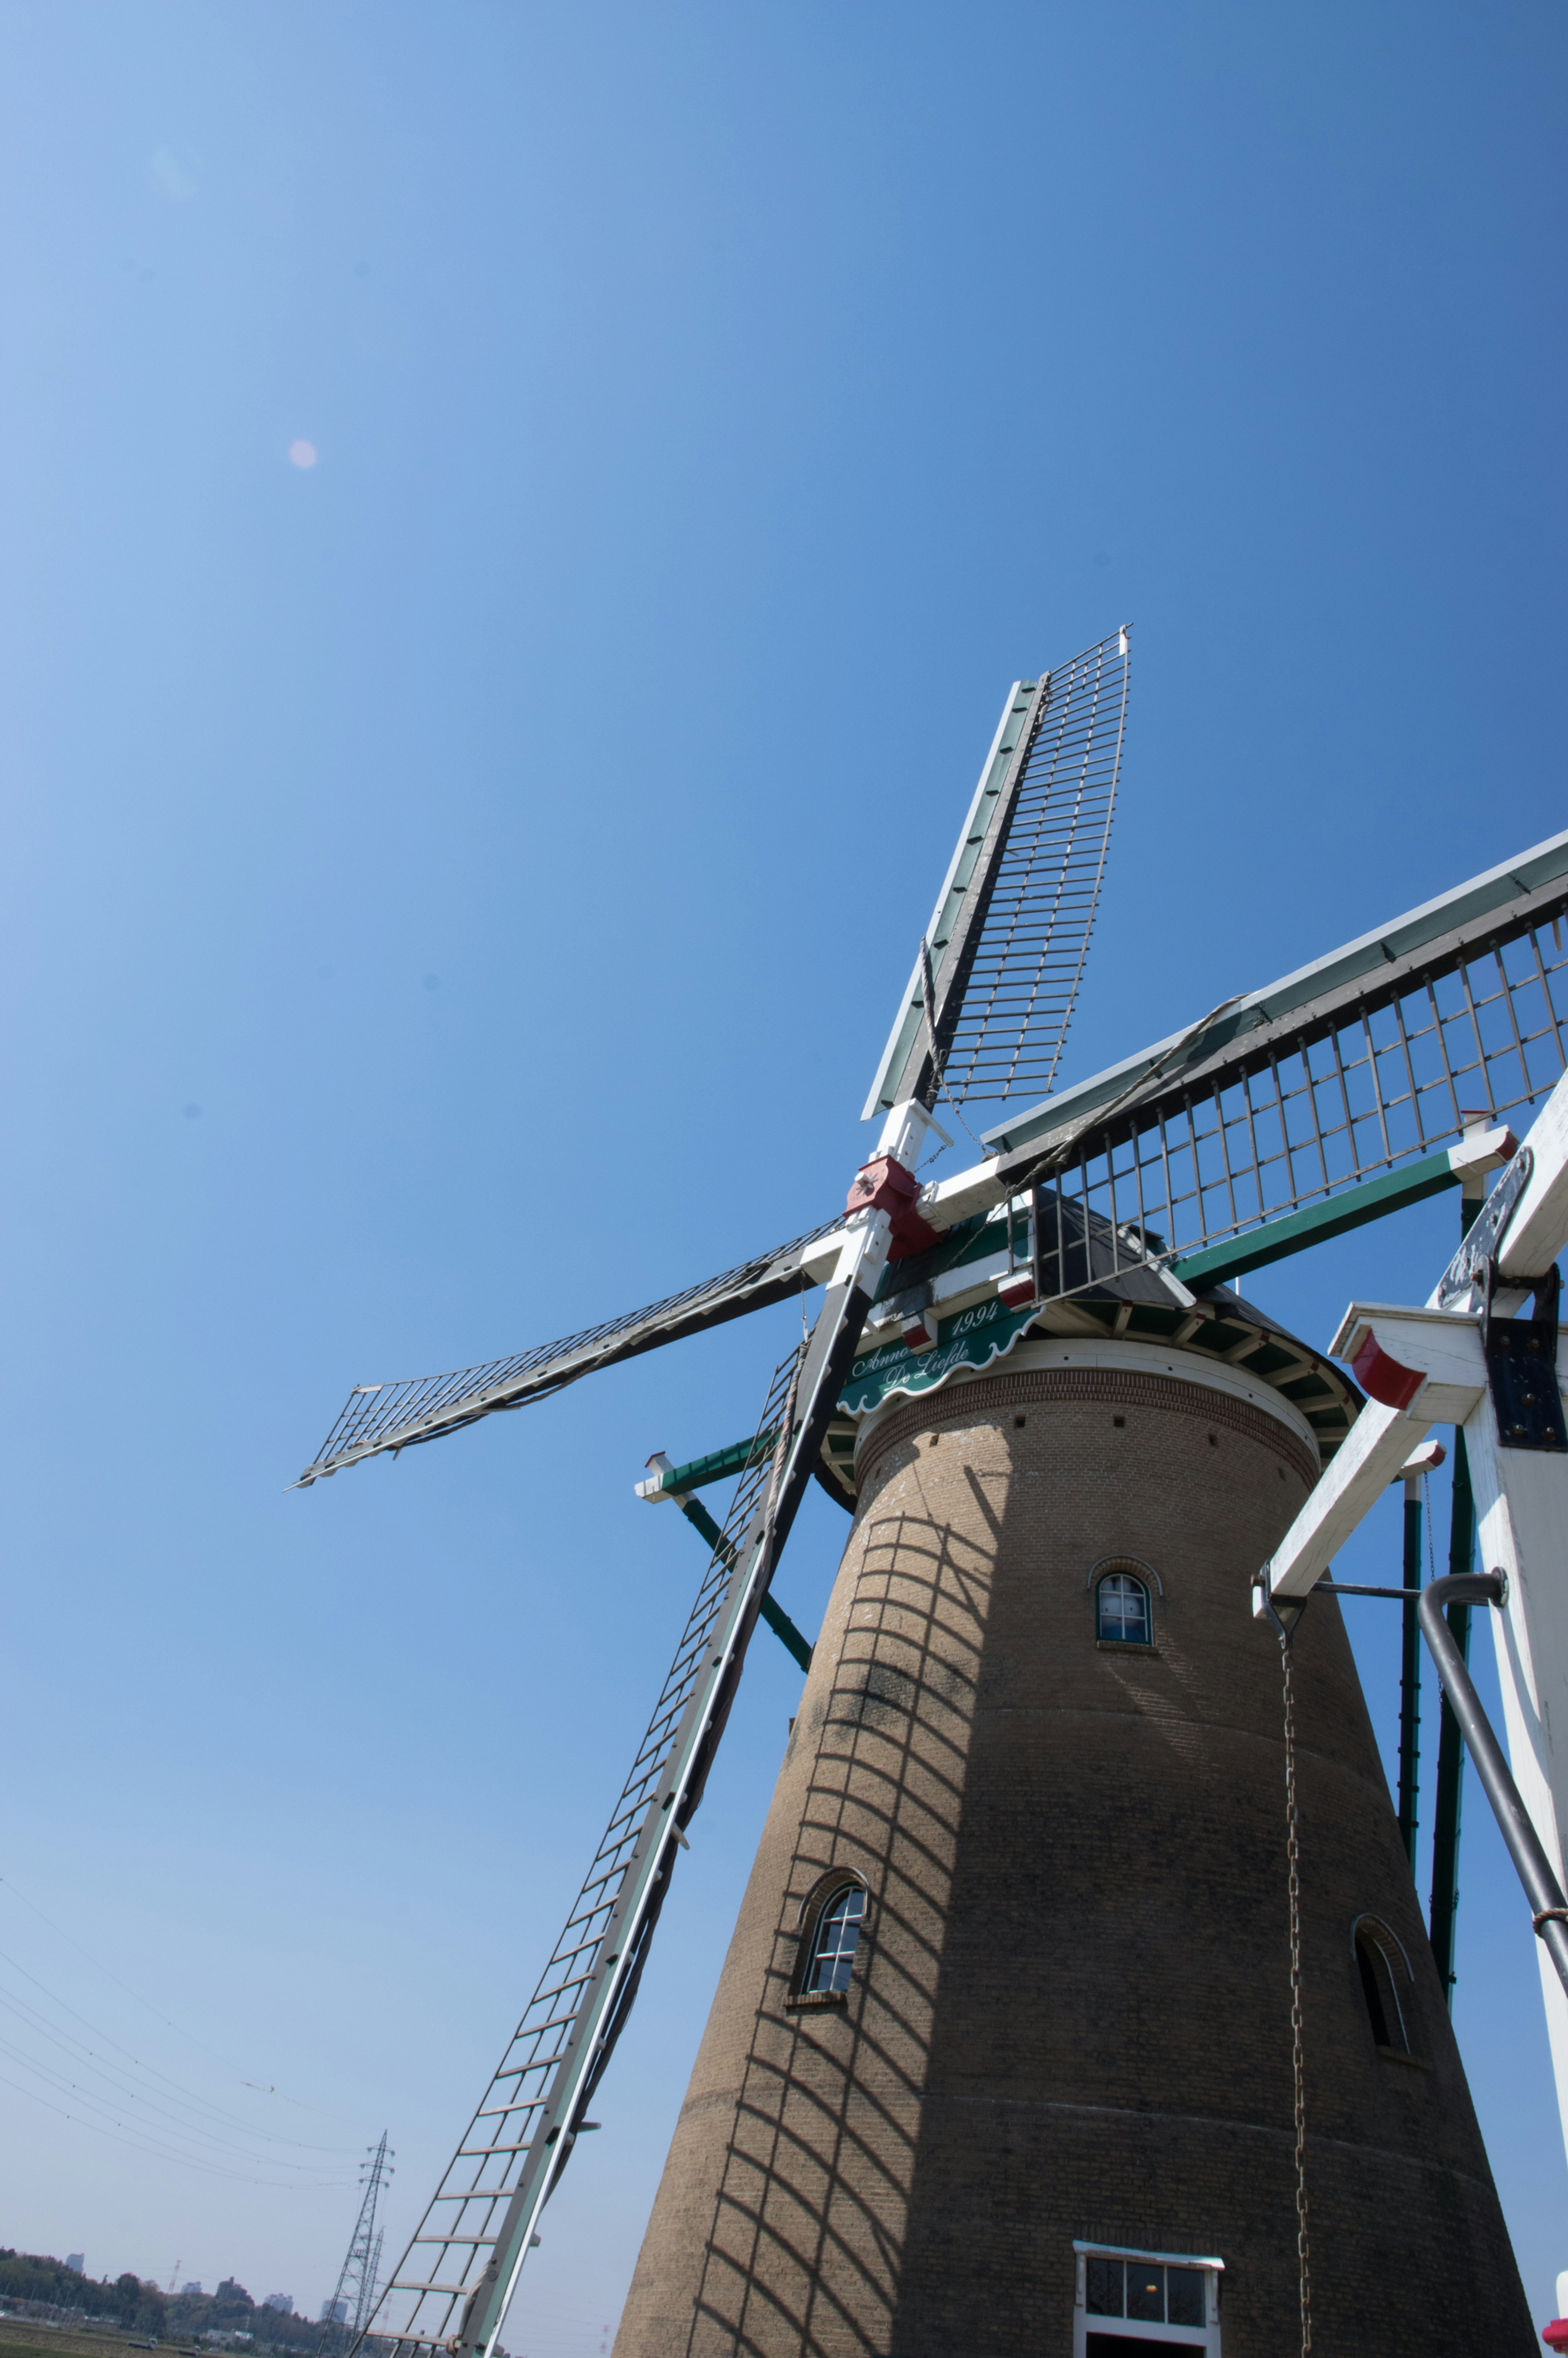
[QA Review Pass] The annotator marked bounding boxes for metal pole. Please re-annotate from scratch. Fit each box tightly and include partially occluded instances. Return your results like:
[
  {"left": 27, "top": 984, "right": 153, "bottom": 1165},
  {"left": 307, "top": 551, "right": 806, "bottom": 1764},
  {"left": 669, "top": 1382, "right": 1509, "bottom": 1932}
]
[
  {"left": 1417, "top": 1573, "right": 1568, "bottom": 1999},
  {"left": 1428, "top": 1433, "right": 1474, "bottom": 2002},
  {"left": 1429, "top": 1176, "right": 1484, "bottom": 2004},
  {"left": 1397, "top": 1473, "right": 1422, "bottom": 1868}
]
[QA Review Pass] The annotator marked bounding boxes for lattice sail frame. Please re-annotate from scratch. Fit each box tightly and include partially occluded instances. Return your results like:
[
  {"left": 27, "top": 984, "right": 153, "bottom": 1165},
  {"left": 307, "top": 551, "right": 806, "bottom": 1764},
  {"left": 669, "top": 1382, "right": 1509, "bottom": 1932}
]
[
  {"left": 991, "top": 885, "right": 1568, "bottom": 1289},
  {"left": 938, "top": 630, "right": 1128, "bottom": 1105},
  {"left": 296, "top": 1219, "right": 840, "bottom": 1484},
  {"left": 303, "top": 838, "right": 1568, "bottom": 1489},
  {"left": 862, "top": 627, "right": 1131, "bottom": 1120},
  {"left": 363, "top": 1353, "right": 802, "bottom": 2358}
]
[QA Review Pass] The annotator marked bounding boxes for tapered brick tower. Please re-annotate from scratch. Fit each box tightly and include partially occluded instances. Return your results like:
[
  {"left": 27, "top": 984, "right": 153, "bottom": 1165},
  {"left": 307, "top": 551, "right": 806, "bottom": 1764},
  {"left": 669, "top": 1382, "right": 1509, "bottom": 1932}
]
[{"left": 615, "top": 1304, "right": 1531, "bottom": 2357}]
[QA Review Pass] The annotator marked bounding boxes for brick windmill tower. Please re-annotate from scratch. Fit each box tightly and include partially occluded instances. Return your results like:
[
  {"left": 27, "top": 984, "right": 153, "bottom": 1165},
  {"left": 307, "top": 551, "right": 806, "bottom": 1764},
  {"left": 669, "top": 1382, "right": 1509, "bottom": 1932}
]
[
  {"left": 301, "top": 637, "right": 1568, "bottom": 2355},
  {"left": 616, "top": 1290, "right": 1521, "bottom": 2356}
]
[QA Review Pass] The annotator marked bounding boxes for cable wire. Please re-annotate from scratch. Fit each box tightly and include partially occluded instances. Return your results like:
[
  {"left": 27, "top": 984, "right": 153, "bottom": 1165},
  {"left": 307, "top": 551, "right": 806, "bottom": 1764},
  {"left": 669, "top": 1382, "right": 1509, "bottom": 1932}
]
[
  {"left": 0, "top": 1939, "right": 357, "bottom": 2159},
  {"left": 0, "top": 2065, "right": 354, "bottom": 2189},
  {"left": 0, "top": 1992, "right": 349, "bottom": 2177}
]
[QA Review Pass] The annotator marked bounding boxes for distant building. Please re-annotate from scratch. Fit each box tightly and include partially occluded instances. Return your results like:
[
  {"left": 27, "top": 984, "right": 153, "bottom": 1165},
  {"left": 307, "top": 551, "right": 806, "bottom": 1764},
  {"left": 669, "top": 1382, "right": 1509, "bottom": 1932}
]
[
  {"left": 65, "top": 2258, "right": 83, "bottom": 2277},
  {"left": 262, "top": 2298, "right": 293, "bottom": 2315},
  {"left": 182, "top": 2284, "right": 202, "bottom": 2298},
  {"left": 318, "top": 2301, "right": 346, "bottom": 2326}
]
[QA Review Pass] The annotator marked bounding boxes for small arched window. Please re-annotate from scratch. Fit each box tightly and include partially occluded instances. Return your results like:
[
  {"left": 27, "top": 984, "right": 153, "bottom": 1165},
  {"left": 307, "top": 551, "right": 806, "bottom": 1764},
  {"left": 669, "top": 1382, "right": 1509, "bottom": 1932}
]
[
  {"left": 805, "top": 1884, "right": 865, "bottom": 1996},
  {"left": 1096, "top": 1571, "right": 1152, "bottom": 1645},
  {"left": 1354, "top": 1919, "right": 1411, "bottom": 2055}
]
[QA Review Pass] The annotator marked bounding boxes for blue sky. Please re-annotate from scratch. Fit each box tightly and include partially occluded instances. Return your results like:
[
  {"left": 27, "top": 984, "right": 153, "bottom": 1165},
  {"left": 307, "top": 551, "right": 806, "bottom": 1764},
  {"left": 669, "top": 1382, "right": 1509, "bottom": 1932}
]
[{"left": 1, "top": 2, "right": 1566, "bottom": 2347}]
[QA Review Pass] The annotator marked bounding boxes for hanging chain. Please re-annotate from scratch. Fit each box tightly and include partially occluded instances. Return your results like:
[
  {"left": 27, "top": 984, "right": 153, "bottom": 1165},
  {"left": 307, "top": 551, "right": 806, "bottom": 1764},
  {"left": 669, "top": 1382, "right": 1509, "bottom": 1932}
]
[{"left": 1279, "top": 1623, "right": 1313, "bottom": 2356}]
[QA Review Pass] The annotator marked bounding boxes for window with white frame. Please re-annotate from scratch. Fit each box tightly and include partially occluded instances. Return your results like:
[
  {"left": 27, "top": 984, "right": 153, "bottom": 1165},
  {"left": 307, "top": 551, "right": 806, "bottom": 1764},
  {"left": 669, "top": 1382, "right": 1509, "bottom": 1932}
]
[
  {"left": 804, "top": 1884, "right": 865, "bottom": 1995},
  {"left": 1096, "top": 1571, "right": 1152, "bottom": 1645},
  {"left": 1072, "top": 2242, "right": 1223, "bottom": 2355}
]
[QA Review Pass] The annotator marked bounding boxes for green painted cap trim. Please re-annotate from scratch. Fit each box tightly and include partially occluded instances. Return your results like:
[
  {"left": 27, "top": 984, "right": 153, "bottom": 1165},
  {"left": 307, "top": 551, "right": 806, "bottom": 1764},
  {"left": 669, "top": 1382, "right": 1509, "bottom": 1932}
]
[{"left": 839, "top": 1293, "right": 1040, "bottom": 1418}]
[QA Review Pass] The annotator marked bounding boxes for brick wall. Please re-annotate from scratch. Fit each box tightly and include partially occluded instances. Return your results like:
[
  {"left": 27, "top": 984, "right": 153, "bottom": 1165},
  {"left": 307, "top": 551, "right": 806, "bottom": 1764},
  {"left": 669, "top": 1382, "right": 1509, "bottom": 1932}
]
[{"left": 614, "top": 1347, "right": 1531, "bottom": 2357}]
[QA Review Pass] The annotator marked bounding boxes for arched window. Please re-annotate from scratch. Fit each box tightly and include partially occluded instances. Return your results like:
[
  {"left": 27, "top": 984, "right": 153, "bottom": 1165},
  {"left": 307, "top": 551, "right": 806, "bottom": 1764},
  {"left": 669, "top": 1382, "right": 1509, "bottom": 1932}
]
[
  {"left": 1096, "top": 1571, "right": 1151, "bottom": 1645},
  {"left": 804, "top": 1884, "right": 865, "bottom": 1996},
  {"left": 1354, "top": 1919, "right": 1411, "bottom": 2055}
]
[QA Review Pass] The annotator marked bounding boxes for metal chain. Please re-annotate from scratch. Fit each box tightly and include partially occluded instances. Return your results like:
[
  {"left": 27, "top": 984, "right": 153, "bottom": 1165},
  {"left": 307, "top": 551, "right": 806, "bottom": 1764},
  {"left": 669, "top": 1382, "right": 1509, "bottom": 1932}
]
[{"left": 1279, "top": 1625, "right": 1313, "bottom": 2356}]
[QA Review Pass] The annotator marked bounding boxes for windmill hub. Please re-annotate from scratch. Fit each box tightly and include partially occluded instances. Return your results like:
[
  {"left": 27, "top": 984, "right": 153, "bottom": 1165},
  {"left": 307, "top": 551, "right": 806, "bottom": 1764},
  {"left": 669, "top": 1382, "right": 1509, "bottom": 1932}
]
[{"left": 844, "top": 1155, "right": 942, "bottom": 1260}]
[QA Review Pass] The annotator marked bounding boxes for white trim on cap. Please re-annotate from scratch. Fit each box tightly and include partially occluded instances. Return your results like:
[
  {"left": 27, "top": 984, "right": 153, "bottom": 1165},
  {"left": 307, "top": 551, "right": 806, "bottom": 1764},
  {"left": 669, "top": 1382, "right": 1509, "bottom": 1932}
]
[{"left": 854, "top": 1333, "right": 1322, "bottom": 1468}]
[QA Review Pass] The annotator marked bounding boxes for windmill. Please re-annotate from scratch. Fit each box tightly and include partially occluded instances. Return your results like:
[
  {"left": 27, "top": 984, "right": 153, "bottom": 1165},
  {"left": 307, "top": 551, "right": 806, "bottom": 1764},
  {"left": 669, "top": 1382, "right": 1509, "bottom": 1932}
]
[{"left": 300, "top": 629, "right": 1568, "bottom": 2356}]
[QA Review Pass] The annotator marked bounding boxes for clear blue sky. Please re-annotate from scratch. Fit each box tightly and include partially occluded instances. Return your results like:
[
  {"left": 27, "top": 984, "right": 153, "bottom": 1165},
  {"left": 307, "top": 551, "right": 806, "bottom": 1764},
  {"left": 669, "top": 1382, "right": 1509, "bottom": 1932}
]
[{"left": 2, "top": 3, "right": 1566, "bottom": 2348}]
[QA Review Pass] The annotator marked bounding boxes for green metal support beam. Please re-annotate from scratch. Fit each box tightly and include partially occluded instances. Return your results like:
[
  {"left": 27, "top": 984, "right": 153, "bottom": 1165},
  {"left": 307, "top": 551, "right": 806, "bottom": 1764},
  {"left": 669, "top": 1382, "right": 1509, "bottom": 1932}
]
[
  {"left": 673, "top": 1492, "right": 814, "bottom": 1674},
  {"left": 1169, "top": 1152, "right": 1460, "bottom": 1292},
  {"left": 641, "top": 1432, "right": 777, "bottom": 1500},
  {"left": 1398, "top": 1484, "right": 1422, "bottom": 1867},
  {"left": 1430, "top": 1429, "right": 1474, "bottom": 2010},
  {"left": 1426, "top": 1181, "right": 1485, "bottom": 2010}
]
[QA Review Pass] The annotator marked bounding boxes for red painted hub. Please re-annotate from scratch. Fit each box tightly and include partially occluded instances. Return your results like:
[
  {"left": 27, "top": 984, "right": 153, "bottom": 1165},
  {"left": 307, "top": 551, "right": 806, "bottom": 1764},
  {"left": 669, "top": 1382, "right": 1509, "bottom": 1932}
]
[{"left": 846, "top": 1156, "right": 941, "bottom": 1261}]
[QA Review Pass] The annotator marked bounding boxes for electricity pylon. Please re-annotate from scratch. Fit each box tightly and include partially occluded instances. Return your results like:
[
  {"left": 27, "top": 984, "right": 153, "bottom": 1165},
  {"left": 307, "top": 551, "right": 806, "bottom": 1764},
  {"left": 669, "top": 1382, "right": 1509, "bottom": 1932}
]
[{"left": 321, "top": 2134, "right": 394, "bottom": 2352}]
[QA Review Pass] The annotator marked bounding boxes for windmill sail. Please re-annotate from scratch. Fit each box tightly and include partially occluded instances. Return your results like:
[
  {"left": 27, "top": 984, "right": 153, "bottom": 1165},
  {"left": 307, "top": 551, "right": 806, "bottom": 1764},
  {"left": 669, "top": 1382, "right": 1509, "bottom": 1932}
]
[
  {"left": 983, "top": 825, "right": 1568, "bottom": 1284},
  {"left": 300, "top": 828, "right": 1568, "bottom": 1487},
  {"left": 863, "top": 626, "right": 1131, "bottom": 1120},
  {"left": 294, "top": 1217, "right": 844, "bottom": 1484},
  {"left": 361, "top": 1345, "right": 804, "bottom": 2358},
  {"left": 361, "top": 1103, "right": 915, "bottom": 2358}
]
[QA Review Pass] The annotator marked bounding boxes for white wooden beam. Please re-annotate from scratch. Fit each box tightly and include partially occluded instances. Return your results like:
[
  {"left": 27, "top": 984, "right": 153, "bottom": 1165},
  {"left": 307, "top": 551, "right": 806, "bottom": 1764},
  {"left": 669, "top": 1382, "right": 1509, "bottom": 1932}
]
[
  {"left": 1260, "top": 1310, "right": 1485, "bottom": 1602},
  {"left": 1257, "top": 1068, "right": 1568, "bottom": 1611},
  {"left": 1464, "top": 1370, "right": 1568, "bottom": 2166},
  {"left": 1498, "top": 1068, "right": 1568, "bottom": 1282},
  {"left": 1231, "top": 1068, "right": 1568, "bottom": 2191}
]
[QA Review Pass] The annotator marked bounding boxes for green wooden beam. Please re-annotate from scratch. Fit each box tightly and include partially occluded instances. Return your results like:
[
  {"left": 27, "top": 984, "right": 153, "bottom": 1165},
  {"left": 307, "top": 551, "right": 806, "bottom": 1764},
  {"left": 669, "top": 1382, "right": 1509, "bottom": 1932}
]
[
  {"left": 1170, "top": 1151, "right": 1459, "bottom": 1290},
  {"left": 674, "top": 1493, "right": 813, "bottom": 1674},
  {"left": 1429, "top": 1184, "right": 1481, "bottom": 2010},
  {"left": 640, "top": 1431, "right": 777, "bottom": 1500},
  {"left": 1398, "top": 1486, "right": 1423, "bottom": 1868}
]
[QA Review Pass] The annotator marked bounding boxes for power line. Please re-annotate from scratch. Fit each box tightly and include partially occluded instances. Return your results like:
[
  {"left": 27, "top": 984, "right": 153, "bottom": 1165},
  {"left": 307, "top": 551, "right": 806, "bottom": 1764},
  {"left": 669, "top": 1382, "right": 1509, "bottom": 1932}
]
[
  {"left": 0, "top": 2066, "right": 356, "bottom": 2190},
  {"left": 0, "top": 2006, "right": 350, "bottom": 2179},
  {"left": 0, "top": 1943, "right": 359, "bottom": 2162},
  {"left": 0, "top": 1869, "right": 375, "bottom": 2130}
]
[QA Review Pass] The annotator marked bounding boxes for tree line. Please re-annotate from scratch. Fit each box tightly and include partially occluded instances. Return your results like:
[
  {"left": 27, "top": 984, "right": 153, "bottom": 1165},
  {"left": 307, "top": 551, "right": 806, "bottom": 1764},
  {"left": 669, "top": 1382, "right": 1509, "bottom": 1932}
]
[{"left": 0, "top": 2252, "right": 325, "bottom": 2349}]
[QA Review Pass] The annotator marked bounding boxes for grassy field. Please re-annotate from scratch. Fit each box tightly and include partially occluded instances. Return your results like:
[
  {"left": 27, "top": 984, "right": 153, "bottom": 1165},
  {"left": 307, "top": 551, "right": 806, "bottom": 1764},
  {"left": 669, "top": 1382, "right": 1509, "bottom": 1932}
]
[{"left": 0, "top": 2333, "right": 189, "bottom": 2358}]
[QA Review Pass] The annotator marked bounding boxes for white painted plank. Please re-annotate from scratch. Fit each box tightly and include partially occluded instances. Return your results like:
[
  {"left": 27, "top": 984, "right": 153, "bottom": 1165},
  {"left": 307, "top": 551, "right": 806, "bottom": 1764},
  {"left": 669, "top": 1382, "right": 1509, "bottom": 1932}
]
[
  {"left": 1499, "top": 1067, "right": 1568, "bottom": 1281},
  {"left": 1264, "top": 1312, "right": 1485, "bottom": 1601},
  {"left": 1464, "top": 1353, "right": 1568, "bottom": 2170},
  {"left": 1263, "top": 1397, "right": 1438, "bottom": 1602}
]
